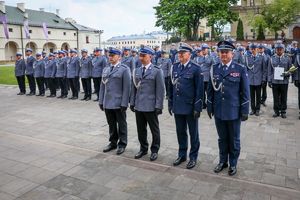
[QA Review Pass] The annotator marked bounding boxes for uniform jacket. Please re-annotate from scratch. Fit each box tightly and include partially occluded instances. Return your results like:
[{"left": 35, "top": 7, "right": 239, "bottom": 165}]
[
  {"left": 33, "top": 60, "right": 45, "bottom": 78},
  {"left": 268, "top": 54, "right": 291, "bottom": 84},
  {"left": 194, "top": 55, "right": 214, "bottom": 82},
  {"left": 15, "top": 59, "right": 26, "bottom": 76},
  {"left": 244, "top": 54, "right": 267, "bottom": 85},
  {"left": 67, "top": 56, "right": 80, "bottom": 78},
  {"left": 156, "top": 57, "right": 172, "bottom": 78},
  {"left": 44, "top": 59, "right": 57, "bottom": 78},
  {"left": 92, "top": 56, "right": 107, "bottom": 78},
  {"left": 121, "top": 56, "right": 135, "bottom": 73},
  {"left": 25, "top": 56, "right": 36, "bottom": 75},
  {"left": 80, "top": 56, "right": 93, "bottom": 78},
  {"left": 55, "top": 57, "right": 67, "bottom": 78}
]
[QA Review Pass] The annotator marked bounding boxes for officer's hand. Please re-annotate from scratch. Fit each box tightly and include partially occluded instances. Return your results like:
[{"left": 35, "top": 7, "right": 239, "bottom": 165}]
[
  {"left": 155, "top": 108, "right": 162, "bottom": 115},
  {"left": 294, "top": 80, "right": 299, "bottom": 88},
  {"left": 130, "top": 105, "right": 135, "bottom": 112},
  {"left": 121, "top": 106, "right": 127, "bottom": 112},
  {"left": 241, "top": 114, "right": 248, "bottom": 121},
  {"left": 281, "top": 72, "right": 290, "bottom": 78},
  {"left": 262, "top": 81, "right": 267, "bottom": 87},
  {"left": 99, "top": 104, "right": 104, "bottom": 111},
  {"left": 193, "top": 111, "right": 200, "bottom": 119},
  {"left": 168, "top": 107, "right": 173, "bottom": 116},
  {"left": 268, "top": 82, "right": 272, "bottom": 88},
  {"left": 207, "top": 110, "right": 213, "bottom": 119}
]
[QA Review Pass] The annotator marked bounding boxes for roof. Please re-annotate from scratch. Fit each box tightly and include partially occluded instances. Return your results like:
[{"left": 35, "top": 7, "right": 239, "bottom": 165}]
[
  {"left": 70, "top": 22, "right": 97, "bottom": 32},
  {"left": 107, "top": 34, "right": 157, "bottom": 41},
  {"left": 2, "top": 5, "right": 74, "bottom": 30}
]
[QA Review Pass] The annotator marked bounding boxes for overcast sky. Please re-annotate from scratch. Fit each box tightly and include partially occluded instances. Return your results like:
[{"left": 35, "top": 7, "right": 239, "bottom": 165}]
[{"left": 6, "top": 0, "right": 162, "bottom": 40}]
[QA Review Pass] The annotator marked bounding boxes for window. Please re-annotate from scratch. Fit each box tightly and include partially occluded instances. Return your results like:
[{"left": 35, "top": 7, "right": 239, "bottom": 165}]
[
  {"left": 63, "top": 32, "right": 66, "bottom": 35},
  {"left": 86, "top": 36, "right": 89, "bottom": 44},
  {"left": 74, "top": 33, "right": 76, "bottom": 36},
  {"left": 29, "top": 30, "right": 32, "bottom": 33},
  {"left": 8, "top": 28, "right": 13, "bottom": 32},
  {"left": 48, "top": 31, "right": 51, "bottom": 34}
]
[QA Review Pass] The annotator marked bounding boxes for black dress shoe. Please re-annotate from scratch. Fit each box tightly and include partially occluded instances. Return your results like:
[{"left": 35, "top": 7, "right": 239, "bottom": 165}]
[
  {"left": 17, "top": 92, "right": 22, "bottom": 95},
  {"left": 19, "top": 92, "right": 25, "bottom": 95},
  {"left": 255, "top": 110, "right": 260, "bottom": 116},
  {"left": 36, "top": 94, "right": 41, "bottom": 96},
  {"left": 273, "top": 113, "right": 280, "bottom": 118},
  {"left": 85, "top": 97, "right": 91, "bottom": 101},
  {"left": 81, "top": 97, "right": 87, "bottom": 101},
  {"left": 173, "top": 156, "right": 186, "bottom": 166},
  {"left": 281, "top": 113, "right": 287, "bottom": 118},
  {"left": 93, "top": 98, "right": 99, "bottom": 102},
  {"left": 186, "top": 160, "right": 197, "bottom": 169},
  {"left": 103, "top": 144, "right": 117, "bottom": 153},
  {"left": 57, "top": 95, "right": 63, "bottom": 98},
  {"left": 150, "top": 152, "right": 158, "bottom": 161},
  {"left": 261, "top": 102, "right": 266, "bottom": 107},
  {"left": 214, "top": 163, "right": 228, "bottom": 173},
  {"left": 62, "top": 95, "right": 67, "bottom": 98},
  {"left": 116, "top": 147, "right": 125, "bottom": 155},
  {"left": 134, "top": 151, "right": 147, "bottom": 159},
  {"left": 249, "top": 111, "right": 255, "bottom": 115},
  {"left": 40, "top": 94, "right": 45, "bottom": 96},
  {"left": 228, "top": 166, "right": 237, "bottom": 176},
  {"left": 26, "top": 93, "right": 33, "bottom": 96},
  {"left": 46, "top": 95, "right": 52, "bottom": 97}
]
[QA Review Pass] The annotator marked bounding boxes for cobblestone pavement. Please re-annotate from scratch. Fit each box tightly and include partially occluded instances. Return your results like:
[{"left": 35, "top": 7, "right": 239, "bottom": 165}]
[{"left": 0, "top": 84, "right": 299, "bottom": 200}]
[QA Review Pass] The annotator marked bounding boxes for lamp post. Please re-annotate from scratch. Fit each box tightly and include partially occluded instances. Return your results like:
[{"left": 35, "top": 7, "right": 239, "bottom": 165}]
[{"left": 95, "top": 30, "right": 104, "bottom": 48}]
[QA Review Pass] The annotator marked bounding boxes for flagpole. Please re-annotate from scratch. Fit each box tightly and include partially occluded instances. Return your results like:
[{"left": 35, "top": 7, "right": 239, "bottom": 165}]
[{"left": 20, "top": 25, "right": 24, "bottom": 56}]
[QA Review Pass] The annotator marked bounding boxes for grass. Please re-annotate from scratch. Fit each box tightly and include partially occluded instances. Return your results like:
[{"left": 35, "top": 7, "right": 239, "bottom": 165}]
[{"left": 0, "top": 66, "right": 28, "bottom": 85}]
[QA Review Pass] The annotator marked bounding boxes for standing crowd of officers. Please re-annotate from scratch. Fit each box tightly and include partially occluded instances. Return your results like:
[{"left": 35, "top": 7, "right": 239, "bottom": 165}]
[{"left": 14, "top": 39, "right": 300, "bottom": 176}]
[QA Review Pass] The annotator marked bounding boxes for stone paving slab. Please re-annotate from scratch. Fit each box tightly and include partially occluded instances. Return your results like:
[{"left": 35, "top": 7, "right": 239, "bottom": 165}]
[{"left": 0, "top": 85, "right": 300, "bottom": 199}]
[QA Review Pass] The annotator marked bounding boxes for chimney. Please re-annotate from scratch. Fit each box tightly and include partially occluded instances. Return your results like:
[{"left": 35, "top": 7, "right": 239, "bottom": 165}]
[
  {"left": 17, "top": 3, "right": 25, "bottom": 12},
  {"left": 39, "top": 8, "right": 44, "bottom": 12},
  {"left": 56, "top": 9, "right": 59, "bottom": 16},
  {"left": 0, "top": 1, "right": 5, "bottom": 14}
]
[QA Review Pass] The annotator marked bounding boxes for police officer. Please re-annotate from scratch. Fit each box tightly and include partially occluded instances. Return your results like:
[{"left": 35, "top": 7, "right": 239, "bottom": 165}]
[
  {"left": 290, "top": 41, "right": 299, "bottom": 64},
  {"left": 15, "top": 53, "right": 26, "bottom": 95},
  {"left": 131, "top": 48, "right": 142, "bottom": 69},
  {"left": 56, "top": 51, "right": 68, "bottom": 98},
  {"left": 294, "top": 52, "right": 300, "bottom": 119},
  {"left": 67, "top": 49, "right": 80, "bottom": 100},
  {"left": 258, "top": 44, "right": 270, "bottom": 107},
  {"left": 92, "top": 48, "right": 107, "bottom": 101},
  {"left": 169, "top": 43, "right": 178, "bottom": 64},
  {"left": 121, "top": 47, "right": 135, "bottom": 73},
  {"left": 244, "top": 43, "right": 267, "bottom": 116},
  {"left": 156, "top": 50, "right": 172, "bottom": 99},
  {"left": 99, "top": 47, "right": 131, "bottom": 155},
  {"left": 130, "top": 46, "right": 165, "bottom": 161},
  {"left": 233, "top": 46, "right": 245, "bottom": 65},
  {"left": 168, "top": 43, "right": 204, "bottom": 169},
  {"left": 152, "top": 45, "right": 161, "bottom": 65},
  {"left": 44, "top": 53, "right": 57, "bottom": 97},
  {"left": 33, "top": 53, "right": 45, "bottom": 96},
  {"left": 197, "top": 44, "right": 214, "bottom": 109},
  {"left": 25, "top": 48, "right": 36, "bottom": 95},
  {"left": 268, "top": 43, "right": 292, "bottom": 118},
  {"left": 80, "top": 49, "right": 93, "bottom": 101},
  {"left": 207, "top": 41, "right": 250, "bottom": 176}
]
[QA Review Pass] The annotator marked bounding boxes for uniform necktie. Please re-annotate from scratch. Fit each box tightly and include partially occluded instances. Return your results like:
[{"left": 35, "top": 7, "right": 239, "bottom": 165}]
[
  {"left": 142, "top": 66, "right": 146, "bottom": 76},
  {"left": 110, "top": 65, "right": 114, "bottom": 72},
  {"left": 223, "top": 64, "right": 228, "bottom": 70},
  {"left": 180, "top": 64, "right": 184, "bottom": 71}
]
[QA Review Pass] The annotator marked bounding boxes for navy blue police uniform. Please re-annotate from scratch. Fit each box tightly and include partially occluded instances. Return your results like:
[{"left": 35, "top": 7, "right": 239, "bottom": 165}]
[{"left": 15, "top": 53, "right": 26, "bottom": 95}]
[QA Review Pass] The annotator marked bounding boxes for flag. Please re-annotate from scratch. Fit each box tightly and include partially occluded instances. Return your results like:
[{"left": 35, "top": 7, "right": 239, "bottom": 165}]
[
  {"left": 0, "top": 15, "right": 9, "bottom": 39},
  {"left": 42, "top": 22, "right": 48, "bottom": 40},
  {"left": 24, "top": 19, "right": 30, "bottom": 39}
]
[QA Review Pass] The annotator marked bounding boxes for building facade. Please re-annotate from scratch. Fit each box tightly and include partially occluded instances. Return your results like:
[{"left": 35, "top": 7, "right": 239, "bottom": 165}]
[
  {"left": 0, "top": 2, "right": 100, "bottom": 61},
  {"left": 230, "top": 0, "right": 300, "bottom": 40}
]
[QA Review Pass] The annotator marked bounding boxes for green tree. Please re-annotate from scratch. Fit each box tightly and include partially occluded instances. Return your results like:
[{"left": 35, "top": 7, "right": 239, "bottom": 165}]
[
  {"left": 257, "top": 23, "right": 265, "bottom": 40},
  {"left": 154, "top": 0, "right": 238, "bottom": 40},
  {"left": 262, "top": 0, "right": 300, "bottom": 38},
  {"left": 236, "top": 18, "right": 244, "bottom": 40}
]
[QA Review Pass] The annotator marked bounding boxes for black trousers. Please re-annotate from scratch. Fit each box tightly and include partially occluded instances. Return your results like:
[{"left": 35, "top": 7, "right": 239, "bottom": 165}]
[
  {"left": 298, "top": 86, "right": 300, "bottom": 110},
  {"left": 165, "top": 77, "right": 170, "bottom": 97},
  {"left": 57, "top": 77, "right": 68, "bottom": 96},
  {"left": 26, "top": 74, "right": 36, "bottom": 94},
  {"left": 203, "top": 82, "right": 208, "bottom": 108},
  {"left": 93, "top": 77, "right": 102, "bottom": 99},
  {"left": 104, "top": 109, "right": 127, "bottom": 148},
  {"left": 16, "top": 75, "right": 26, "bottom": 93},
  {"left": 45, "top": 78, "right": 56, "bottom": 96},
  {"left": 272, "top": 84, "right": 288, "bottom": 114},
  {"left": 261, "top": 83, "right": 267, "bottom": 103},
  {"left": 135, "top": 111, "right": 160, "bottom": 153},
  {"left": 68, "top": 77, "right": 79, "bottom": 97},
  {"left": 81, "top": 78, "right": 92, "bottom": 98},
  {"left": 250, "top": 85, "right": 262, "bottom": 112},
  {"left": 35, "top": 77, "right": 45, "bottom": 95}
]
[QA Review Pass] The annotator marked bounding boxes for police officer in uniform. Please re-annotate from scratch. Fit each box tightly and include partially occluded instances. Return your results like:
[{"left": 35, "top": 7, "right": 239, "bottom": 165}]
[
  {"left": 258, "top": 44, "right": 270, "bottom": 107},
  {"left": 34, "top": 53, "right": 46, "bottom": 96},
  {"left": 207, "top": 41, "right": 250, "bottom": 176},
  {"left": 130, "top": 46, "right": 165, "bottom": 161},
  {"left": 169, "top": 43, "right": 178, "bottom": 64},
  {"left": 67, "top": 49, "right": 80, "bottom": 100},
  {"left": 44, "top": 53, "right": 57, "bottom": 97},
  {"left": 156, "top": 50, "right": 172, "bottom": 99},
  {"left": 25, "top": 48, "right": 36, "bottom": 95},
  {"left": 294, "top": 52, "right": 300, "bottom": 119},
  {"left": 244, "top": 43, "right": 267, "bottom": 116},
  {"left": 168, "top": 43, "right": 204, "bottom": 169},
  {"left": 56, "top": 51, "right": 68, "bottom": 98},
  {"left": 92, "top": 48, "right": 107, "bottom": 101},
  {"left": 268, "top": 43, "right": 292, "bottom": 118},
  {"left": 99, "top": 47, "right": 131, "bottom": 155},
  {"left": 80, "top": 49, "right": 93, "bottom": 101},
  {"left": 121, "top": 47, "right": 135, "bottom": 73},
  {"left": 15, "top": 53, "right": 26, "bottom": 95}
]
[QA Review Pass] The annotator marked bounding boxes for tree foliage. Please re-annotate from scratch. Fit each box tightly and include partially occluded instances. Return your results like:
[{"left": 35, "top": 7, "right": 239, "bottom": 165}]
[
  {"left": 154, "top": 0, "right": 238, "bottom": 40},
  {"left": 236, "top": 18, "right": 244, "bottom": 40}
]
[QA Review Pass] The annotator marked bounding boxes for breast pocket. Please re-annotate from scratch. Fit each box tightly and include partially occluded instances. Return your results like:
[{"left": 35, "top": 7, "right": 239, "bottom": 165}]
[
  {"left": 227, "top": 76, "right": 240, "bottom": 83},
  {"left": 183, "top": 73, "right": 194, "bottom": 79}
]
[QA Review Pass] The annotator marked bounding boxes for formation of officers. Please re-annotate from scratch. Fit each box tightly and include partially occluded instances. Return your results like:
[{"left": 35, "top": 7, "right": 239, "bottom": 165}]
[{"left": 14, "top": 39, "right": 300, "bottom": 176}]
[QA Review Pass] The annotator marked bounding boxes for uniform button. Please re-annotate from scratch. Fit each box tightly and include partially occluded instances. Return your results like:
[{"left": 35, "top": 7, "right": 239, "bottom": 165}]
[{"left": 222, "top": 98, "right": 224, "bottom": 100}]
